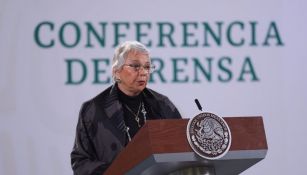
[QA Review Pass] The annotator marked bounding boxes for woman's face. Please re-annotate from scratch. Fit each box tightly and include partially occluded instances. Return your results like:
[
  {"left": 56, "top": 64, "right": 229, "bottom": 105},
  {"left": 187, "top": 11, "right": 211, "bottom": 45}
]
[{"left": 116, "top": 51, "right": 151, "bottom": 96}]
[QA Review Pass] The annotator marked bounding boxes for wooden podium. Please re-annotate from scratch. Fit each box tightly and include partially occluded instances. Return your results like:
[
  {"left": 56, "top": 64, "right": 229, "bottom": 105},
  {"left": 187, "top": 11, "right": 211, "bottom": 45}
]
[{"left": 104, "top": 117, "right": 268, "bottom": 175}]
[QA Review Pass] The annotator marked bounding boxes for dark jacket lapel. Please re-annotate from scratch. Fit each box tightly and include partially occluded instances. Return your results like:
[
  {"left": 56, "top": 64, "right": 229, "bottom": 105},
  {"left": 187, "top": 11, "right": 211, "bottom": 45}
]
[
  {"left": 142, "top": 89, "right": 164, "bottom": 119},
  {"left": 102, "top": 84, "right": 127, "bottom": 144}
]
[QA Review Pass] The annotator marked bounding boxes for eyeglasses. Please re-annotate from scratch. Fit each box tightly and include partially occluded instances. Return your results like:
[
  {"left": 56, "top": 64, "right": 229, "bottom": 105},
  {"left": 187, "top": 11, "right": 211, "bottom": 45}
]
[{"left": 123, "top": 63, "right": 156, "bottom": 73}]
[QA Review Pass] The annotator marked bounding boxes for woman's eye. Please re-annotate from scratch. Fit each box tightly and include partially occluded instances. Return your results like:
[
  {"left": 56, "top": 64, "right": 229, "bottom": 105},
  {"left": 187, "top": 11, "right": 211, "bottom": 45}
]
[
  {"left": 131, "top": 64, "right": 141, "bottom": 68},
  {"left": 144, "top": 65, "right": 151, "bottom": 70}
]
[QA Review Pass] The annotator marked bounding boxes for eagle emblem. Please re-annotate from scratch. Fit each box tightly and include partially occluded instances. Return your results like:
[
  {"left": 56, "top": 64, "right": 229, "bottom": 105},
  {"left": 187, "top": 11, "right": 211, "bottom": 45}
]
[{"left": 187, "top": 112, "right": 231, "bottom": 159}]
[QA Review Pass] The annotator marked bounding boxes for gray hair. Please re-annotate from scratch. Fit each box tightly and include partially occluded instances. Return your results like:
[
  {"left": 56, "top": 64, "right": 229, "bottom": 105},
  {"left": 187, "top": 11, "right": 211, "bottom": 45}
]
[{"left": 112, "top": 41, "right": 150, "bottom": 82}]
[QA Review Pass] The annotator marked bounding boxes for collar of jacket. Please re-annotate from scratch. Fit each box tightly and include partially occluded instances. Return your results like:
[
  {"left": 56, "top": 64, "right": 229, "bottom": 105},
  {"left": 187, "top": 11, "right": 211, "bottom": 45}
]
[{"left": 100, "top": 84, "right": 160, "bottom": 132}]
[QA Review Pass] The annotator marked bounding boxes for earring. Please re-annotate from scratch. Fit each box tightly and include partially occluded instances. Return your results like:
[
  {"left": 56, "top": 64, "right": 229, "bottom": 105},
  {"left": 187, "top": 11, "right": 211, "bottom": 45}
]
[{"left": 115, "top": 78, "right": 121, "bottom": 83}]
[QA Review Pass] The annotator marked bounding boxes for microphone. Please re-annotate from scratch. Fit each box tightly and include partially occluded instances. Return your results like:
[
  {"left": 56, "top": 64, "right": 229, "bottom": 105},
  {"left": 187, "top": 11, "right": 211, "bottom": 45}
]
[{"left": 194, "top": 99, "right": 203, "bottom": 111}]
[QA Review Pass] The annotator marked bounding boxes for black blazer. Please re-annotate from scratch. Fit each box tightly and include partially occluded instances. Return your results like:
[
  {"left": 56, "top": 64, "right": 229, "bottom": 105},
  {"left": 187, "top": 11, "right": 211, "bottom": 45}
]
[{"left": 71, "top": 84, "right": 182, "bottom": 175}]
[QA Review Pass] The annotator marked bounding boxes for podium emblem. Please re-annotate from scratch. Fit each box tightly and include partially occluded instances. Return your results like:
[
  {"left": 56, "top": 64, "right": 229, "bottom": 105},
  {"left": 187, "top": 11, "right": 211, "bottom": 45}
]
[{"left": 186, "top": 112, "right": 232, "bottom": 160}]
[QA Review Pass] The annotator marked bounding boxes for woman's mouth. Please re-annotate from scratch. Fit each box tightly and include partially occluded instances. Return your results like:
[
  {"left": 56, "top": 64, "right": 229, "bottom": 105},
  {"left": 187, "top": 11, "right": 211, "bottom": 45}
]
[{"left": 137, "top": 80, "right": 146, "bottom": 85}]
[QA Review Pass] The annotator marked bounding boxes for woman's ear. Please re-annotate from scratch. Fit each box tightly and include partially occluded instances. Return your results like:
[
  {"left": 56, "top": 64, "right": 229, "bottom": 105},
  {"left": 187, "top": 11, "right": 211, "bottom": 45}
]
[
  {"left": 114, "top": 69, "right": 121, "bottom": 83},
  {"left": 115, "top": 69, "right": 120, "bottom": 79}
]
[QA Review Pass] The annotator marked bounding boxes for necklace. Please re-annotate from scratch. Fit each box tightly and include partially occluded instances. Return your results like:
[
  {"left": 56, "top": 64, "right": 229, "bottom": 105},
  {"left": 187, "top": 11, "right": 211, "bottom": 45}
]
[
  {"left": 141, "top": 102, "right": 147, "bottom": 123},
  {"left": 124, "top": 102, "right": 142, "bottom": 127}
]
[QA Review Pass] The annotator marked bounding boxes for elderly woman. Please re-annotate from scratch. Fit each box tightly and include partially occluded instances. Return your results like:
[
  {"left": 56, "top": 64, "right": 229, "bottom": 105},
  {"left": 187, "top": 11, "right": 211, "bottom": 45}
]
[{"left": 71, "top": 41, "right": 182, "bottom": 175}]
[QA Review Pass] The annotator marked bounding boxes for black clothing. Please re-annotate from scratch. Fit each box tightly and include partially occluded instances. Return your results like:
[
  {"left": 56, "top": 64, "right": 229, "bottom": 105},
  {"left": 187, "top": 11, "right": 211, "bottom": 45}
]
[
  {"left": 118, "top": 88, "right": 144, "bottom": 138},
  {"left": 71, "top": 84, "right": 182, "bottom": 175}
]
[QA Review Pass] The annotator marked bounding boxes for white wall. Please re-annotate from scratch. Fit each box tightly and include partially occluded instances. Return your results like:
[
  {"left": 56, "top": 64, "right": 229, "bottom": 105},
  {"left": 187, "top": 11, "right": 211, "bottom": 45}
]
[{"left": 1, "top": 0, "right": 307, "bottom": 174}]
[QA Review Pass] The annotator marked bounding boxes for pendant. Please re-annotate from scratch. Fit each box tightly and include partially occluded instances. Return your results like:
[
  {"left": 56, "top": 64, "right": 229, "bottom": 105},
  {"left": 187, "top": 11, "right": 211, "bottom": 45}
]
[
  {"left": 141, "top": 102, "right": 147, "bottom": 123},
  {"left": 135, "top": 117, "right": 141, "bottom": 127}
]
